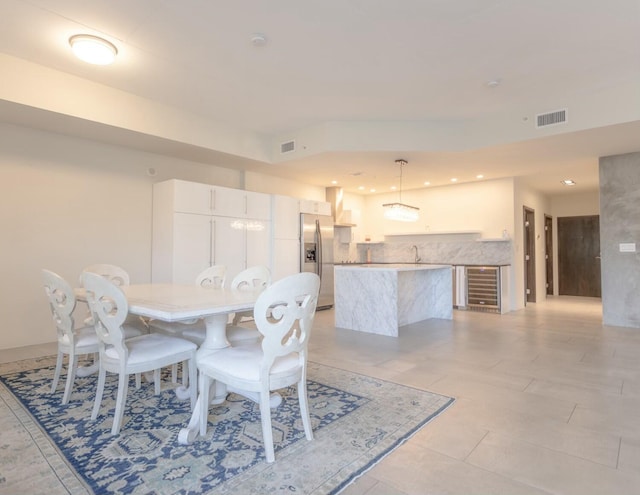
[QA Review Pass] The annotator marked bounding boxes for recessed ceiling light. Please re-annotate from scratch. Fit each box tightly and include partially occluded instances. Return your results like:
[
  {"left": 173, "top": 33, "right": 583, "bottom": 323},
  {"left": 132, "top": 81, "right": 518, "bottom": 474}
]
[
  {"left": 476, "top": 174, "right": 484, "bottom": 179},
  {"left": 358, "top": 186, "right": 365, "bottom": 190},
  {"left": 390, "top": 186, "right": 397, "bottom": 190},
  {"left": 331, "top": 180, "right": 337, "bottom": 185},
  {"left": 424, "top": 181, "right": 430, "bottom": 186},
  {"left": 69, "top": 34, "right": 117, "bottom": 65},
  {"left": 251, "top": 33, "right": 267, "bottom": 46},
  {"left": 451, "top": 178, "right": 458, "bottom": 182},
  {"left": 562, "top": 179, "right": 576, "bottom": 186},
  {"left": 487, "top": 79, "right": 501, "bottom": 88},
  {"left": 370, "top": 188, "right": 376, "bottom": 193}
]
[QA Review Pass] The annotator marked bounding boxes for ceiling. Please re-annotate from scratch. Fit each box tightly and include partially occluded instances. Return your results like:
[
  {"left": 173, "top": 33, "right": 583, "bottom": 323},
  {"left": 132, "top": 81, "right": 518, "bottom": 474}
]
[{"left": 1, "top": 0, "right": 639, "bottom": 195}]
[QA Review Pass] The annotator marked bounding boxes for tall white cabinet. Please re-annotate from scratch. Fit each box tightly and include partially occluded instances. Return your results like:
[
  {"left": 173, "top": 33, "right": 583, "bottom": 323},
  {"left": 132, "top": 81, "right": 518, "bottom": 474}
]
[
  {"left": 271, "top": 194, "right": 301, "bottom": 282},
  {"left": 152, "top": 179, "right": 272, "bottom": 284}
]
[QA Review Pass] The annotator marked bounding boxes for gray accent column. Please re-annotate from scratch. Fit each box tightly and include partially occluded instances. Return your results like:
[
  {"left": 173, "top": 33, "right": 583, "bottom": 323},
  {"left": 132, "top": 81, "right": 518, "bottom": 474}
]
[{"left": 600, "top": 151, "right": 640, "bottom": 327}]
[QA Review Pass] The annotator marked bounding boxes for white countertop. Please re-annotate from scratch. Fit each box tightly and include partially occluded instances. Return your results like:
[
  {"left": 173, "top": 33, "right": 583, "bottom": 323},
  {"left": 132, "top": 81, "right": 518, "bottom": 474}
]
[{"left": 335, "top": 263, "right": 451, "bottom": 272}]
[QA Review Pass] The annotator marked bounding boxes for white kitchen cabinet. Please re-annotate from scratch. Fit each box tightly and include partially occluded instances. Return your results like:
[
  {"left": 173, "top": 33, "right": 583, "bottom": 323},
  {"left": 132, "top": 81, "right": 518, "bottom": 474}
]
[
  {"left": 159, "top": 179, "right": 271, "bottom": 219},
  {"left": 272, "top": 239, "right": 300, "bottom": 281},
  {"left": 152, "top": 180, "right": 272, "bottom": 284},
  {"left": 272, "top": 195, "right": 300, "bottom": 240},
  {"left": 245, "top": 191, "right": 272, "bottom": 220},
  {"left": 299, "top": 199, "right": 331, "bottom": 216},
  {"left": 271, "top": 195, "right": 301, "bottom": 282}
]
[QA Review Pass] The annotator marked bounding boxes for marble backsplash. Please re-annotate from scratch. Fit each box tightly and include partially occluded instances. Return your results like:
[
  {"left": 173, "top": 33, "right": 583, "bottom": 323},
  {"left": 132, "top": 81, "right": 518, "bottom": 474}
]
[{"left": 335, "top": 238, "right": 512, "bottom": 266}]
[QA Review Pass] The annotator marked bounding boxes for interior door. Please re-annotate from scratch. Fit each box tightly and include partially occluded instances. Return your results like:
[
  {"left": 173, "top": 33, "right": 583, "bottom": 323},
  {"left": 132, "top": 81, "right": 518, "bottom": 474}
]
[
  {"left": 545, "top": 215, "right": 554, "bottom": 295},
  {"left": 523, "top": 207, "right": 536, "bottom": 304},
  {"left": 557, "top": 215, "right": 601, "bottom": 297}
]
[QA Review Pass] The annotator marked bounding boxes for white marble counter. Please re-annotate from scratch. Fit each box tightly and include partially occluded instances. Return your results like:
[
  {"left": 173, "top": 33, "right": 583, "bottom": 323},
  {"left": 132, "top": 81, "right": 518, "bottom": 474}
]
[{"left": 334, "top": 264, "right": 453, "bottom": 337}]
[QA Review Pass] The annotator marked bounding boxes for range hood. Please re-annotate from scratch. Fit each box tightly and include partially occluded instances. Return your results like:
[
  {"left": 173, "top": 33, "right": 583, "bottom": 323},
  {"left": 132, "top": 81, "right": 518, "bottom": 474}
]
[{"left": 326, "top": 187, "right": 357, "bottom": 227}]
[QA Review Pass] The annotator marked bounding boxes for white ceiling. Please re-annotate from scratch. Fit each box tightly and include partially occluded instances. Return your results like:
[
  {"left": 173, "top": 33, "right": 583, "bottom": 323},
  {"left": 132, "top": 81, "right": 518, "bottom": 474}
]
[{"left": 1, "top": 0, "right": 639, "bottom": 195}]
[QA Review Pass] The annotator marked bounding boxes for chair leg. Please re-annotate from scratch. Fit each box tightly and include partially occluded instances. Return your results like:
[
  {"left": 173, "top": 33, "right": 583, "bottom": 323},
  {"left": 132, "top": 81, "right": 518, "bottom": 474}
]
[
  {"left": 259, "top": 389, "right": 275, "bottom": 463},
  {"left": 91, "top": 367, "right": 106, "bottom": 420},
  {"left": 153, "top": 368, "right": 161, "bottom": 395},
  {"left": 62, "top": 353, "right": 78, "bottom": 405},
  {"left": 51, "top": 350, "right": 64, "bottom": 394},
  {"left": 112, "top": 372, "right": 129, "bottom": 435},
  {"left": 182, "top": 360, "right": 189, "bottom": 388},
  {"left": 171, "top": 363, "right": 178, "bottom": 383},
  {"left": 298, "top": 378, "right": 314, "bottom": 441},
  {"left": 198, "top": 373, "right": 211, "bottom": 436}
]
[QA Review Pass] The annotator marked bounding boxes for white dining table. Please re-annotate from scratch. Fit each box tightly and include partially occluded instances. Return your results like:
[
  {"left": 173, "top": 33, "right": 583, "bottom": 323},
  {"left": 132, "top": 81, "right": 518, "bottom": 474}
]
[{"left": 76, "top": 283, "right": 268, "bottom": 444}]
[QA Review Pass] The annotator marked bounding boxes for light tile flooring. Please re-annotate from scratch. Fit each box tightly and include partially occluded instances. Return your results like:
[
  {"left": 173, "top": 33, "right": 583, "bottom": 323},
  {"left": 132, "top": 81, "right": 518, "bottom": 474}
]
[{"left": 3, "top": 296, "right": 640, "bottom": 494}]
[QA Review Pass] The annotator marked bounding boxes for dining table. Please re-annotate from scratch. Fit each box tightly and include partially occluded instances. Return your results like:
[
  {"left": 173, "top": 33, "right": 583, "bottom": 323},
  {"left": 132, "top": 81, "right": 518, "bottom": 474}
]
[{"left": 76, "top": 282, "right": 270, "bottom": 444}]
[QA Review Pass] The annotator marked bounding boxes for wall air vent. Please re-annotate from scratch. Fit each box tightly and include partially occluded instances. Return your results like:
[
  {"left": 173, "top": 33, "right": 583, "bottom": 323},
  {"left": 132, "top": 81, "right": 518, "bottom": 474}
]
[
  {"left": 536, "top": 108, "right": 568, "bottom": 128},
  {"left": 280, "top": 140, "right": 296, "bottom": 154}
]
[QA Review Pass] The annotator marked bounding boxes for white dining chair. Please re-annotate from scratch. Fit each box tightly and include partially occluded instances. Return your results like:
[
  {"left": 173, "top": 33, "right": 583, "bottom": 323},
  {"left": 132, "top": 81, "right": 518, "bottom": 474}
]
[
  {"left": 43, "top": 269, "right": 101, "bottom": 405},
  {"left": 82, "top": 272, "right": 198, "bottom": 435},
  {"left": 82, "top": 264, "right": 150, "bottom": 334},
  {"left": 218, "top": 265, "right": 272, "bottom": 346},
  {"left": 197, "top": 272, "right": 320, "bottom": 463}
]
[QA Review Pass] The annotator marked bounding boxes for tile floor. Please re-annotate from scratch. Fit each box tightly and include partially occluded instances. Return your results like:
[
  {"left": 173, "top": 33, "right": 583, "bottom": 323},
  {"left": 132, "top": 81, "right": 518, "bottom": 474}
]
[{"left": 2, "top": 296, "right": 640, "bottom": 494}]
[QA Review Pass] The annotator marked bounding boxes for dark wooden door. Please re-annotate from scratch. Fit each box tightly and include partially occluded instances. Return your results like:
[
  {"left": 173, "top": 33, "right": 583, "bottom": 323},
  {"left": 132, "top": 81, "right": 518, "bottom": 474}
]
[
  {"left": 545, "top": 215, "right": 553, "bottom": 295},
  {"left": 557, "top": 215, "right": 601, "bottom": 297},
  {"left": 524, "top": 207, "right": 536, "bottom": 304}
]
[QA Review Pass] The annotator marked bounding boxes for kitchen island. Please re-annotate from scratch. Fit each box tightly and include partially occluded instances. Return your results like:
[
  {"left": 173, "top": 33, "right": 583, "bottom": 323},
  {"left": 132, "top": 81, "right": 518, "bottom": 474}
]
[{"left": 334, "top": 264, "right": 453, "bottom": 336}]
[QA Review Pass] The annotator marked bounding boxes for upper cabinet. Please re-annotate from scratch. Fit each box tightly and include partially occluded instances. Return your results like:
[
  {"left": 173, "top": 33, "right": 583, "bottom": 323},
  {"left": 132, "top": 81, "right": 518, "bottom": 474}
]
[
  {"left": 158, "top": 179, "right": 271, "bottom": 219},
  {"left": 299, "top": 198, "right": 331, "bottom": 216}
]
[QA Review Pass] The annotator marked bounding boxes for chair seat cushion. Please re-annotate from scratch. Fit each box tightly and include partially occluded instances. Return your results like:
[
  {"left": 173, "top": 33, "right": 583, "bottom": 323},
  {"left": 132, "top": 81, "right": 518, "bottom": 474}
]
[
  {"left": 66, "top": 326, "right": 100, "bottom": 348},
  {"left": 105, "top": 333, "right": 196, "bottom": 365},
  {"left": 198, "top": 343, "right": 301, "bottom": 382}
]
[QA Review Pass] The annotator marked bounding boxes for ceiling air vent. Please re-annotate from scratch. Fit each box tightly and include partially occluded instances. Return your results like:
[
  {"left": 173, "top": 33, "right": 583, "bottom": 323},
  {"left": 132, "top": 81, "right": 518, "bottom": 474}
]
[
  {"left": 536, "top": 108, "right": 568, "bottom": 128},
  {"left": 280, "top": 140, "right": 296, "bottom": 154}
]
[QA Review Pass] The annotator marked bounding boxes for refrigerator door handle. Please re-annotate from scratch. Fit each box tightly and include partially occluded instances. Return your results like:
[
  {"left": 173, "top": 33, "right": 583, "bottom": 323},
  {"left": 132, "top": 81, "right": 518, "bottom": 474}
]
[{"left": 315, "top": 219, "right": 323, "bottom": 279}]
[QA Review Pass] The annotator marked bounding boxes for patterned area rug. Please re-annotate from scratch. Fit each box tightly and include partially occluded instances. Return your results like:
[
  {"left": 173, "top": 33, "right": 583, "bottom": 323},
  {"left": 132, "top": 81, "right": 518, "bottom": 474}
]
[{"left": 0, "top": 356, "right": 453, "bottom": 495}]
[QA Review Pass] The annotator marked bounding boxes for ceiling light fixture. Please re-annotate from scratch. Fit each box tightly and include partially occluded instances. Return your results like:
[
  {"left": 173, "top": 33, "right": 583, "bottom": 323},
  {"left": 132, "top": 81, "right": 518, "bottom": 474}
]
[
  {"left": 562, "top": 179, "right": 576, "bottom": 186},
  {"left": 382, "top": 159, "right": 419, "bottom": 222},
  {"left": 69, "top": 34, "right": 117, "bottom": 65}
]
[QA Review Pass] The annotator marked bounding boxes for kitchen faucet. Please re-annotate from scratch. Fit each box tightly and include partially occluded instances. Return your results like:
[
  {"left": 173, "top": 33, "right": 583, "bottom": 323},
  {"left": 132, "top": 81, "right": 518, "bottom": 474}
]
[{"left": 412, "top": 245, "right": 421, "bottom": 263}]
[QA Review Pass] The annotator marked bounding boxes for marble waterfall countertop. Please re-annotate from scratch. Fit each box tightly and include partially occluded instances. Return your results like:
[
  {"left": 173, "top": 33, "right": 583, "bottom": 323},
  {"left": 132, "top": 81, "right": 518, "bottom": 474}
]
[{"left": 334, "top": 263, "right": 453, "bottom": 337}]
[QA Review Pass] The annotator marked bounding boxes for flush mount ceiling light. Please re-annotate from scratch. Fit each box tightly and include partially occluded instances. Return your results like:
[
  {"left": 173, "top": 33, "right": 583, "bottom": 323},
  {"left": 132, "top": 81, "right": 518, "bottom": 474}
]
[
  {"left": 562, "top": 179, "right": 576, "bottom": 186},
  {"left": 383, "top": 159, "right": 419, "bottom": 222},
  {"left": 69, "top": 34, "right": 117, "bottom": 65}
]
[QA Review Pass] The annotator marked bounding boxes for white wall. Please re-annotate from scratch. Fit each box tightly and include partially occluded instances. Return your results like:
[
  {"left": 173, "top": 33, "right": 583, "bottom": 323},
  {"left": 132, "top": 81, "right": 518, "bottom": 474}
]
[
  {"left": 360, "top": 178, "right": 516, "bottom": 241},
  {"left": 0, "top": 123, "right": 317, "bottom": 350}
]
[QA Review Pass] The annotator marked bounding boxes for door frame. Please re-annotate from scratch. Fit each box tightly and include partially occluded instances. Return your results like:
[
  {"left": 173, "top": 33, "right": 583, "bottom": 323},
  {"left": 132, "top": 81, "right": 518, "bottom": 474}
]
[
  {"left": 523, "top": 206, "right": 536, "bottom": 304},
  {"left": 544, "top": 214, "right": 554, "bottom": 296}
]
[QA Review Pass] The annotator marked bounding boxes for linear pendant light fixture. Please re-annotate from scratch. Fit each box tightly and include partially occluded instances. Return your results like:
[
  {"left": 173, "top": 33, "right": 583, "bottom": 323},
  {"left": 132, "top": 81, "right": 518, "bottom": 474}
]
[
  {"left": 69, "top": 34, "right": 117, "bottom": 65},
  {"left": 383, "top": 159, "right": 420, "bottom": 222}
]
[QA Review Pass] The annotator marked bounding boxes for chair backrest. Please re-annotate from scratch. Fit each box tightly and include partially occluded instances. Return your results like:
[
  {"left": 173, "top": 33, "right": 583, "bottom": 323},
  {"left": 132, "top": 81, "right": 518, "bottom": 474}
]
[
  {"left": 82, "top": 264, "right": 130, "bottom": 286},
  {"left": 42, "top": 269, "right": 77, "bottom": 344},
  {"left": 196, "top": 265, "right": 226, "bottom": 288},
  {"left": 231, "top": 265, "right": 271, "bottom": 292},
  {"left": 253, "top": 272, "right": 320, "bottom": 373},
  {"left": 82, "top": 271, "right": 129, "bottom": 361}
]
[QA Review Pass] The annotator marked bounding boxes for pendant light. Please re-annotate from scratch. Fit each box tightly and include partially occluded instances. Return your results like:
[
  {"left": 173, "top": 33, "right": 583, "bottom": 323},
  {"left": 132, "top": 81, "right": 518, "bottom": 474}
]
[{"left": 382, "top": 159, "right": 420, "bottom": 222}]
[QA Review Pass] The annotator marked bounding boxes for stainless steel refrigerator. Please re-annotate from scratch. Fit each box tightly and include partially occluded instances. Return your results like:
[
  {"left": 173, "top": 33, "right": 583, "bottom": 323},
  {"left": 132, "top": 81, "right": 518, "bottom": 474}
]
[{"left": 300, "top": 213, "right": 334, "bottom": 309}]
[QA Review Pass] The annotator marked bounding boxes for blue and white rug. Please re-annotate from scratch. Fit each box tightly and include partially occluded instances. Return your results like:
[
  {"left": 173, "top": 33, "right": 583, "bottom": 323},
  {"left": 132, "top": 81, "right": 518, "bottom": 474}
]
[{"left": 0, "top": 356, "right": 453, "bottom": 494}]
